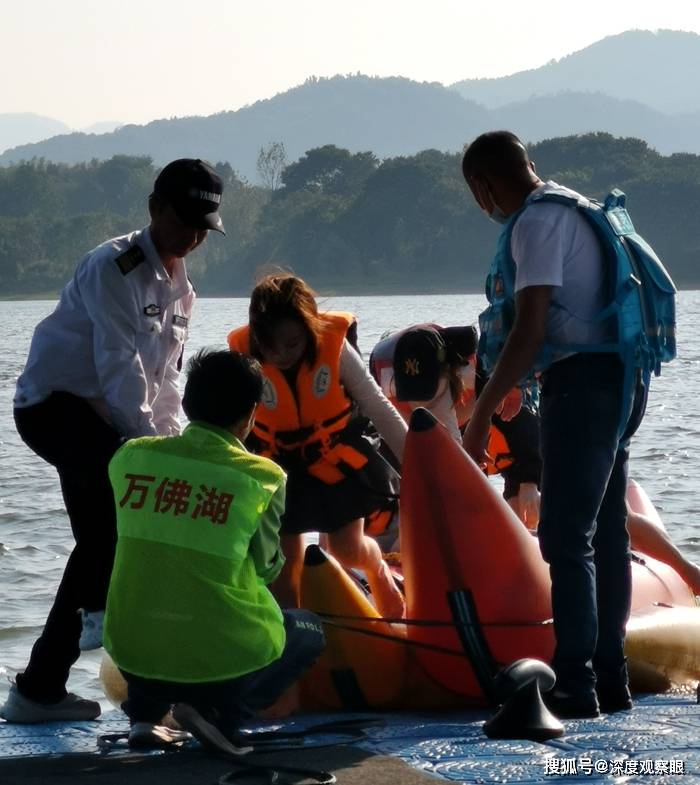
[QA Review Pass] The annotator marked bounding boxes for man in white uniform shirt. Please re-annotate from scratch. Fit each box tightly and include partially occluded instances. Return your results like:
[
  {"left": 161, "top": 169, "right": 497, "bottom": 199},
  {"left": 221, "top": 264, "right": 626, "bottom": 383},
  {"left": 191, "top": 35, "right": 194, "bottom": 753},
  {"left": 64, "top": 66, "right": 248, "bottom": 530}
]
[
  {"left": 460, "top": 132, "right": 646, "bottom": 720},
  {"left": 2, "top": 159, "right": 225, "bottom": 723}
]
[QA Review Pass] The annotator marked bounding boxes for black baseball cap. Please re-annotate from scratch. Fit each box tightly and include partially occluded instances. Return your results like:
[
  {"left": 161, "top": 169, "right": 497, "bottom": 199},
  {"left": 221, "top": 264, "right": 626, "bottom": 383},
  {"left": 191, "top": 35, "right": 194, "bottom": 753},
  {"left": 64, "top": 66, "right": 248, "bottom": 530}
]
[
  {"left": 394, "top": 328, "right": 447, "bottom": 402},
  {"left": 153, "top": 158, "right": 225, "bottom": 234}
]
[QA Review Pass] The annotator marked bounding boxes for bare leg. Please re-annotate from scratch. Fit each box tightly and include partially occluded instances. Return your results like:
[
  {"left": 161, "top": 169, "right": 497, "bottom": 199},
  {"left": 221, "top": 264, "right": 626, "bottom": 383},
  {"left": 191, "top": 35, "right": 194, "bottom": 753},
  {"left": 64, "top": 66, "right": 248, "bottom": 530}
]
[
  {"left": 328, "top": 519, "right": 405, "bottom": 618},
  {"left": 627, "top": 509, "right": 700, "bottom": 593},
  {"left": 506, "top": 495, "right": 523, "bottom": 523},
  {"left": 270, "top": 534, "right": 304, "bottom": 609}
]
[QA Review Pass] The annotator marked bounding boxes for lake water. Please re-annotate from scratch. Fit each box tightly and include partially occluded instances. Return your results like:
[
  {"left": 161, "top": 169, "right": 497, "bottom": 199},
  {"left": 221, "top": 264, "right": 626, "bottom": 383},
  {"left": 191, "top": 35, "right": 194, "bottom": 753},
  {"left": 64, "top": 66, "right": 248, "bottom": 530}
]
[{"left": 1, "top": 293, "right": 699, "bottom": 709}]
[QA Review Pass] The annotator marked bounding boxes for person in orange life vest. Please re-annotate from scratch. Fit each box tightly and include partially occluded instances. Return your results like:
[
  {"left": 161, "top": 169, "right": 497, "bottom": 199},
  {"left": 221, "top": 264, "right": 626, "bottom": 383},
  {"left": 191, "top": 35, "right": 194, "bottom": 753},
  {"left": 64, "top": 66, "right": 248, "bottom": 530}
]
[
  {"left": 369, "top": 325, "right": 542, "bottom": 528},
  {"left": 374, "top": 329, "right": 700, "bottom": 591},
  {"left": 227, "top": 274, "right": 407, "bottom": 618}
]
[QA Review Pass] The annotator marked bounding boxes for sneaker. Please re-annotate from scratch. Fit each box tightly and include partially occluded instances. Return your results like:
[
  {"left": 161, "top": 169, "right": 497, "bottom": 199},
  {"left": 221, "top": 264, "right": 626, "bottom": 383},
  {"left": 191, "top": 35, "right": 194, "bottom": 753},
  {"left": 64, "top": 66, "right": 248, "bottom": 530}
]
[
  {"left": 544, "top": 688, "right": 600, "bottom": 720},
  {"left": 79, "top": 609, "right": 104, "bottom": 651},
  {"left": 597, "top": 683, "right": 633, "bottom": 713},
  {"left": 171, "top": 703, "right": 252, "bottom": 756},
  {"left": 0, "top": 684, "right": 101, "bottom": 723},
  {"left": 128, "top": 722, "right": 193, "bottom": 749}
]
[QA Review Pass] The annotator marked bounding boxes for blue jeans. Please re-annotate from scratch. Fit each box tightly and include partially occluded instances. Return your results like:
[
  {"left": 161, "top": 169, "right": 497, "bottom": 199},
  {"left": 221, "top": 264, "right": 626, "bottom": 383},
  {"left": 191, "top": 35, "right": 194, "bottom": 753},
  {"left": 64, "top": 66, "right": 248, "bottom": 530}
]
[
  {"left": 122, "top": 609, "right": 326, "bottom": 725},
  {"left": 537, "top": 354, "right": 647, "bottom": 697}
]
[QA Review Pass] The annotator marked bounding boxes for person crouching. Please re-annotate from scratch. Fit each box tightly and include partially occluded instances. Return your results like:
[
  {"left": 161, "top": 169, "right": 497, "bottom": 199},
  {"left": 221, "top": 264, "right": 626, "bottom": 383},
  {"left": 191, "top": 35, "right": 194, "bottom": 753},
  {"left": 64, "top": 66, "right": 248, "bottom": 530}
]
[{"left": 103, "top": 349, "right": 325, "bottom": 748}]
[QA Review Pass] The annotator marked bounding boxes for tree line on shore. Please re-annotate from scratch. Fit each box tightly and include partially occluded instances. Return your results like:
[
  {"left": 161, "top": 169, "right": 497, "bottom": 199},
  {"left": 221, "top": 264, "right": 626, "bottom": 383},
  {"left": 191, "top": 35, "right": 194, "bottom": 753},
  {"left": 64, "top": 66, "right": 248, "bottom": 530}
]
[{"left": 2, "top": 132, "right": 699, "bottom": 297}]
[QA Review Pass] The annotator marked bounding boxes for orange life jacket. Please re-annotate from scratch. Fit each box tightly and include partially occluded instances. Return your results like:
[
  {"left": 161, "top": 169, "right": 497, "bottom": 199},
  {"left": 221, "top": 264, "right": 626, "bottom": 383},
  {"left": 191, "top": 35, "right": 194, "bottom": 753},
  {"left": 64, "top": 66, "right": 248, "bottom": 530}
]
[
  {"left": 485, "top": 425, "right": 513, "bottom": 476},
  {"left": 227, "top": 312, "right": 370, "bottom": 485}
]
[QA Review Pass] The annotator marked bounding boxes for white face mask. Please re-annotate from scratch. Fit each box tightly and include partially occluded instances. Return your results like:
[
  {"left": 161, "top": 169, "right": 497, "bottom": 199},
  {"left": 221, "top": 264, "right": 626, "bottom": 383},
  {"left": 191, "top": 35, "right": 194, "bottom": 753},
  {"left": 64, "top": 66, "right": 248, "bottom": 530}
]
[
  {"left": 486, "top": 206, "right": 508, "bottom": 225},
  {"left": 483, "top": 183, "right": 509, "bottom": 225}
]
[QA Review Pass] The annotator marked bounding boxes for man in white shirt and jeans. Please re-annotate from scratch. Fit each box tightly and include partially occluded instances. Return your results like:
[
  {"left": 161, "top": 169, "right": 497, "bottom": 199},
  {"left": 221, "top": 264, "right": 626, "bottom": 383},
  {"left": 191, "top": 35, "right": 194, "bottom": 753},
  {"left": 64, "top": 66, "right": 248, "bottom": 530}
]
[
  {"left": 2, "top": 159, "right": 225, "bottom": 723},
  {"left": 460, "top": 132, "right": 647, "bottom": 720}
]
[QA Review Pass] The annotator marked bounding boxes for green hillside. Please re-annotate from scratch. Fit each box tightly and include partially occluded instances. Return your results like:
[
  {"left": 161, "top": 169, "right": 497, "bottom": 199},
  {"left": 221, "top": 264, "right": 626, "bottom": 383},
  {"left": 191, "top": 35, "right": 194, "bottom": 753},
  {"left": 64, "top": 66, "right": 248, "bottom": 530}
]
[{"left": 1, "top": 134, "right": 697, "bottom": 298}]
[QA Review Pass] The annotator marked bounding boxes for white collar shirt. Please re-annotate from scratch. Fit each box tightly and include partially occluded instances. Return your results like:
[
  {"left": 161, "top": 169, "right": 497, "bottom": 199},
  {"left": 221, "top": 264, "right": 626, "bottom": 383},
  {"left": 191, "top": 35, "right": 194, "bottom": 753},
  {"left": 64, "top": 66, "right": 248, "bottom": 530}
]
[{"left": 15, "top": 227, "right": 195, "bottom": 437}]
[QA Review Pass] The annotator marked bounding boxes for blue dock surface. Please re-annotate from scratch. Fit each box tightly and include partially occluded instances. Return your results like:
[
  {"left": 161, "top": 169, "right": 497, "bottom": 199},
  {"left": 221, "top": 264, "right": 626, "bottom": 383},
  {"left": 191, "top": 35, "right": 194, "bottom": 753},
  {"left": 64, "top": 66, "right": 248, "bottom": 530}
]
[{"left": 1, "top": 694, "right": 698, "bottom": 783}]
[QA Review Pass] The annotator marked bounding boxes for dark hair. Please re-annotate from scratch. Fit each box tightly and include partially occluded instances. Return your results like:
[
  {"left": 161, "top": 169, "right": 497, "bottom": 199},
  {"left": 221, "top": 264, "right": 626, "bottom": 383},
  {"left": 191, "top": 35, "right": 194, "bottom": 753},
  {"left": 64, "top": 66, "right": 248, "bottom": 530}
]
[
  {"left": 183, "top": 349, "right": 263, "bottom": 428},
  {"left": 461, "top": 131, "right": 530, "bottom": 182},
  {"left": 444, "top": 356, "right": 467, "bottom": 405},
  {"left": 248, "top": 273, "right": 325, "bottom": 366},
  {"left": 441, "top": 325, "right": 478, "bottom": 404}
]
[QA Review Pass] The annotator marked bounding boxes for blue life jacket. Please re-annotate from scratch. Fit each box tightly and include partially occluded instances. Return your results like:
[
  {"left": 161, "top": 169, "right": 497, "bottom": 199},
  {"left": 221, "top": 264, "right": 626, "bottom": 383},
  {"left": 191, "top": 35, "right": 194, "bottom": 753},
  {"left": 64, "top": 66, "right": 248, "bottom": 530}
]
[{"left": 478, "top": 187, "right": 677, "bottom": 431}]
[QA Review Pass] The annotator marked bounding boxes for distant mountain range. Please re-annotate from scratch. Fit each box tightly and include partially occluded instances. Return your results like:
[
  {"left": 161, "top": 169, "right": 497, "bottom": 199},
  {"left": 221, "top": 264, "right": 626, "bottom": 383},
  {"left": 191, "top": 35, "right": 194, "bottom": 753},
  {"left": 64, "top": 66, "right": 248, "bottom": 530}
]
[
  {"left": 81, "top": 120, "right": 123, "bottom": 135},
  {"left": 0, "top": 79, "right": 489, "bottom": 178},
  {"left": 0, "top": 113, "right": 71, "bottom": 155},
  {"left": 2, "top": 29, "right": 699, "bottom": 180},
  {"left": 451, "top": 29, "right": 700, "bottom": 114},
  {"left": 0, "top": 114, "right": 122, "bottom": 155}
]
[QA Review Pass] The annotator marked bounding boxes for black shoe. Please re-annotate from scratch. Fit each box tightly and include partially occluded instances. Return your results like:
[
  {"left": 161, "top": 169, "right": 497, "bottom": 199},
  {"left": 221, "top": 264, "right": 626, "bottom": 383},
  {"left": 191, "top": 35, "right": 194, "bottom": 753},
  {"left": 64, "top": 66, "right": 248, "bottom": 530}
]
[
  {"left": 544, "top": 689, "right": 600, "bottom": 719},
  {"left": 597, "top": 683, "right": 632, "bottom": 713}
]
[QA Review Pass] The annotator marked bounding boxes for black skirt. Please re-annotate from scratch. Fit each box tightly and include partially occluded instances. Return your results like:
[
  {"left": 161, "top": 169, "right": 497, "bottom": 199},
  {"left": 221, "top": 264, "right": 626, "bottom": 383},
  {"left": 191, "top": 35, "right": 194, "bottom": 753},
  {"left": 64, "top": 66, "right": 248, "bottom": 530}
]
[{"left": 279, "top": 430, "right": 400, "bottom": 535}]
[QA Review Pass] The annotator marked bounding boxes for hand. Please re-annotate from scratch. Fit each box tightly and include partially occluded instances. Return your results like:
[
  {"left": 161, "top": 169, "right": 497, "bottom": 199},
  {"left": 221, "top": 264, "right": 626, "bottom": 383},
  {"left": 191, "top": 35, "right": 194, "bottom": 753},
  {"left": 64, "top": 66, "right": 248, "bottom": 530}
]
[
  {"left": 518, "top": 482, "right": 541, "bottom": 530},
  {"left": 496, "top": 387, "right": 522, "bottom": 422},
  {"left": 462, "top": 413, "right": 491, "bottom": 466}
]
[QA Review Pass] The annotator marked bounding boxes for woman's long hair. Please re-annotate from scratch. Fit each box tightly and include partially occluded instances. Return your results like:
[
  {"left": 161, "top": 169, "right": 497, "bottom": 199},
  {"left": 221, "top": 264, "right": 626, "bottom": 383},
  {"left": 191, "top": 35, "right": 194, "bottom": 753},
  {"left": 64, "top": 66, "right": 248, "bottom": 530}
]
[{"left": 249, "top": 273, "right": 326, "bottom": 366}]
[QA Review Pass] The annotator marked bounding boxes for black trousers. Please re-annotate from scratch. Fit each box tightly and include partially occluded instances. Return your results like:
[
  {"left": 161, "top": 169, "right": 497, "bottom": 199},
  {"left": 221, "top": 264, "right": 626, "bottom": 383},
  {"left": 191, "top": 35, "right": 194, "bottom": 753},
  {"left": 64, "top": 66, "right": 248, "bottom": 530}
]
[
  {"left": 121, "top": 610, "right": 326, "bottom": 725},
  {"left": 14, "top": 393, "right": 123, "bottom": 702}
]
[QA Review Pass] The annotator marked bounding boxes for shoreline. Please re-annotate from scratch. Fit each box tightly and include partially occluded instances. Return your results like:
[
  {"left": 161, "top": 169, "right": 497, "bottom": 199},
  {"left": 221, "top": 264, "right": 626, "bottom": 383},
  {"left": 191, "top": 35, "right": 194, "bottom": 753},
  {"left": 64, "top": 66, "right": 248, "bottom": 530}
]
[
  {"left": 4, "top": 284, "right": 700, "bottom": 302},
  {"left": 1, "top": 288, "right": 483, "bottom": 302}
]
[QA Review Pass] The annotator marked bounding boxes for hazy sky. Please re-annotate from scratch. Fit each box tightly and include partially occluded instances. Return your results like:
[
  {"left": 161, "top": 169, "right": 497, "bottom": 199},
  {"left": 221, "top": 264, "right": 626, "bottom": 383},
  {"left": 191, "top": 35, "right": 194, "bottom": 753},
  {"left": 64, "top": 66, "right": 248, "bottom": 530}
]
[{"left": 4, "top": 0, "right": 700, "bottom": 129}]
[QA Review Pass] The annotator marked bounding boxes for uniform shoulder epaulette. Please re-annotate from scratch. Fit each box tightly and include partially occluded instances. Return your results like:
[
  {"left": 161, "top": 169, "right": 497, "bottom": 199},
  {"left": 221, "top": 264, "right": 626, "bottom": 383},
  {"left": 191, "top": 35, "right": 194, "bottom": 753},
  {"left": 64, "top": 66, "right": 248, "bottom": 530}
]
[{"left": 115, "top": 245, "right": 146, "bottom": 275}]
